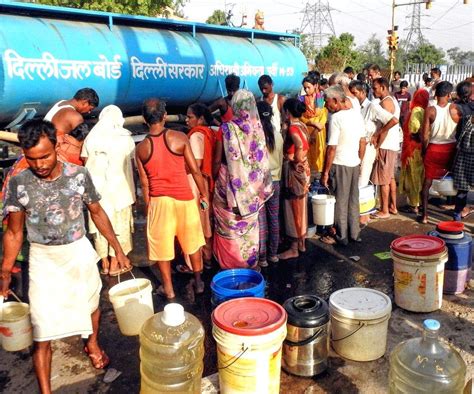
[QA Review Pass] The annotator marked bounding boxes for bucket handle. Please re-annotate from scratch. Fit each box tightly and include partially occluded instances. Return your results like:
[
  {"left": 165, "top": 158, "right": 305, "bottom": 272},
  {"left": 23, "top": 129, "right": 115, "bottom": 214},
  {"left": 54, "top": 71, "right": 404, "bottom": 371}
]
[
  {"left": 117, "top": 270, "right": 142, "bottom": 297},
  {"left": 331, "top": 322, "right": 366, "bottom": 342},
  {"left": 284, "top": 327, "right": 324, "bottom": 347},
  {"left": 4, "top": 290, "right": 23, "bottom": 304},
  {"left": 218, "top": 345, "right": 249, "bottom": 370}
]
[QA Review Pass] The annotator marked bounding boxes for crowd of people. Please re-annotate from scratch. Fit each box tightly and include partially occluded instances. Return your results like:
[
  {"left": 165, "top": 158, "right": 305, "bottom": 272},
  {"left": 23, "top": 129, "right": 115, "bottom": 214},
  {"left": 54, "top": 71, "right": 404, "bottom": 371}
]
[{"left": 0, "top": 64, "right": 473, "bottom": 393}]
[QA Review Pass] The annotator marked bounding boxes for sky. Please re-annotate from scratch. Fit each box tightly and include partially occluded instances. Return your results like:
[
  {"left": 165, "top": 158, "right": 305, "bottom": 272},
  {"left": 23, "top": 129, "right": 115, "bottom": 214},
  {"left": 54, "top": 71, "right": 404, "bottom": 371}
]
[{"left": 181, "top": 0, "right": 474, "bottom": 52}]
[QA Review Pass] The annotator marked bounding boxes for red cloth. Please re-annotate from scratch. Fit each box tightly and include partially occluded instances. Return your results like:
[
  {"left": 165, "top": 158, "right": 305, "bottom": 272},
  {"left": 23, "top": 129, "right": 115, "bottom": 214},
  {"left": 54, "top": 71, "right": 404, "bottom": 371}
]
[
  {"left": 56, "top": 134, "right": 84, "bottom": 166},
  {"left": 221, "top": 105, "right": 233, "bottom": 123},
  {"left": 424, "top": 142, "right": 456, "bottom": 179},
  {"left": 285, "top": 123, "right": 309, "bottom": 155},
  {"left": 143, "top": 132, "right": 194, "bottom": 201},
  {"left": 401, "top": 89, "right": 429, "bottom": 166},
  {"left": 188, "top": 125, "right": 216, "bottom": 191}
]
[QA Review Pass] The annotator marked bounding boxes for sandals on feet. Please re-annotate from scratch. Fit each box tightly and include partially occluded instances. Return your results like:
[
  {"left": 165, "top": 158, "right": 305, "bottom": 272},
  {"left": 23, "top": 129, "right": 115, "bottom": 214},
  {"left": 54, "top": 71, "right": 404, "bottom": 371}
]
[
  {"left": 155, "top": 285, "right": 176, "bottom": 300},
  {"left": 320, "top": 236, "right": 337, "bottom": 245},
  {"left": 84, "top": 346, "right": 110, "bottom": 369},
  {"left": 175, "top": 264, "right": 194, "bottom": 275},
  {"left": 370, "top": 212, "right": 390, "bottom": 219},
  {"left": 108, "top": 266, "right": 133, "bottom": 277},
  {"left": 193, "top": 279, "right": 205, "bottom": 295}
]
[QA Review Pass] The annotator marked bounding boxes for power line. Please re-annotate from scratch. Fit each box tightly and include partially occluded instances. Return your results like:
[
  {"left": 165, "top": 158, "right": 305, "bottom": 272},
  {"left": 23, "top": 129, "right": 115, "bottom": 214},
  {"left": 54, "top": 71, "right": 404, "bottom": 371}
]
[
  {"left": 428, "top": 0, "right": 458, "bottom": 27},
  {"left": 299, "top": 0, "right": 336, "bottom": 49}
]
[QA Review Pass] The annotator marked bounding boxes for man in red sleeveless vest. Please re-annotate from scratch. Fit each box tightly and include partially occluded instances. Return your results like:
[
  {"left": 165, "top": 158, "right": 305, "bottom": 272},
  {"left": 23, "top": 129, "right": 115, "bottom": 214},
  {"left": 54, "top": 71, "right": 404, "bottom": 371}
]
[{"left": 136, "top": 99, "right": 209, "bottom": 299}]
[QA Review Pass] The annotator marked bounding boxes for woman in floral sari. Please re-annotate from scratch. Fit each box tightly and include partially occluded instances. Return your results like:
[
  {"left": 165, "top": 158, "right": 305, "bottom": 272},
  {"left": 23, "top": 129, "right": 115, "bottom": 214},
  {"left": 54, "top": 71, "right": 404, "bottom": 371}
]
[
  {"left": 213, "top": 89, "right": 273, "bottom": 269},
  {"left": 399, "top": 89, "right": 429, "bottom": 214},
  {"left": 279, "top": 98, "right": 311, "bottom": 260},
  {"left": 299, "top": 74, "right": 328, "bottom": 175}
]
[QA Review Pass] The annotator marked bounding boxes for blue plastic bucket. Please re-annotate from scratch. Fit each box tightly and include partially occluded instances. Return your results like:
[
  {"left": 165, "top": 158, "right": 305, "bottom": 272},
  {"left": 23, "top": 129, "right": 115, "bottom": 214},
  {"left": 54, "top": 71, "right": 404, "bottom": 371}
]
[
  {"left": 428, "top": 231, "right": 472, "bottom": 295},
  {"left": 210, "top": 269, "right": 265, "bottom": 306},
  {"left": 428, "top": 231, "right": 472, "bottom": 270}
]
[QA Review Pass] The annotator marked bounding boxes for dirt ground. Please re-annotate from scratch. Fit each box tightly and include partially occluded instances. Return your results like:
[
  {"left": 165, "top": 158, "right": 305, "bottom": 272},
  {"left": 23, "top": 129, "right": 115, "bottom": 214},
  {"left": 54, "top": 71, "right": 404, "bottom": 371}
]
[{"left": 0, "top": 199, "right": 473, "bottom": 393}]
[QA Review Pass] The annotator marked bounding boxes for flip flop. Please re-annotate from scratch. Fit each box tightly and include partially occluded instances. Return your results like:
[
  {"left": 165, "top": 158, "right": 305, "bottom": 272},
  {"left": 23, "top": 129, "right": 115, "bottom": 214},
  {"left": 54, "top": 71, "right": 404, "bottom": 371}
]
[
  {"left": 320, "top": 236, "right": 337, "bottom": 245},
  {"left": 462, "top": 209, "right": 474, "bottom": 219},
  {"left": 175, "top": 264, "right": 194, "bottom": 275},
  {"left": 399, "top": 206, "right": 419, "bottom": 214},
  {"left": 192, "top": 279, "right": 205, "bottom": 295},
  {"left": 370, "top": 212, "right": 390, "bottom": 219},
  {"left": 155, "top": 285, "right": 176, "bottom": 301},
  {"left": 108, "top": 266, "right": 133, "bottom": 277},
  {"left": 389, "top": 210, "right": 399, "bottom": 215}
]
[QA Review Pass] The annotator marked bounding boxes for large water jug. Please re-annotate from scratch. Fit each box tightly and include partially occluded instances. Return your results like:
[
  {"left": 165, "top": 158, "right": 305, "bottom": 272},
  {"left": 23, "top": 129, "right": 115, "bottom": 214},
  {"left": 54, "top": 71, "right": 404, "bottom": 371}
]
[
  {"left": 139, "top": 303, "right": 205, "bottom": 393},
  {"left": 389, "top": 319, "right": 466, "bottom": 393}
]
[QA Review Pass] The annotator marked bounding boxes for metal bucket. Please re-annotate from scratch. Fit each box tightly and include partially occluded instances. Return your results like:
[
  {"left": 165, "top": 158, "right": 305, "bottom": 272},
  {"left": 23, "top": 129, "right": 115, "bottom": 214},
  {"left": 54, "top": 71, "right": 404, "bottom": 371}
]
[{"left": 282, "top": 295, "right": 329, "bottom": 377}]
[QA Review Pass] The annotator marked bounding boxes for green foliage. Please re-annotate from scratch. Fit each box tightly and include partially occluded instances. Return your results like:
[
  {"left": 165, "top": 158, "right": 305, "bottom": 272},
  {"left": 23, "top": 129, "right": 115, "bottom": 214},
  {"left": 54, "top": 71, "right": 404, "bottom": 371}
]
[
  {"left": 447, "top": 47, "right": 474, "bottom": 65},
  {"left": 405, "top": 42, "right": 445, "bottom": 65},
  {"left": 358, "top": 34, "right": 388, "bottom": 68},
  {"left": 24, "top": 0, "right": 185, "bottom": 16},
  {"left": 315, "top": 33, "right": 363, "bottom": 73},
  {"left": 297, "top": 33, "right": 318, "bottom": 63},
  {"left": 206, "top": 9, "right": 227, "bottom": 25}
]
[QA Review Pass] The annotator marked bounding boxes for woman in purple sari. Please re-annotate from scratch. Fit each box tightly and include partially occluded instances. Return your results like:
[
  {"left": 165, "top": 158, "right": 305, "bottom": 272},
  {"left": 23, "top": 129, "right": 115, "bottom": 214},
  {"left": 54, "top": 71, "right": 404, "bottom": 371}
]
[{"left": 213, "top": 89, "right": 273, "bottom": 269}]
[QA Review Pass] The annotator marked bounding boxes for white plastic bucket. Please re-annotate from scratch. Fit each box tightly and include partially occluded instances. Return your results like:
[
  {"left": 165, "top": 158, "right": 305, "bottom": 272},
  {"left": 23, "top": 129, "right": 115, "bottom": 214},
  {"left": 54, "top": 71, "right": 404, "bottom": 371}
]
[
  {"left": 432, "top": 175, "right": 457, "bottom": 196},
  {"left": 329, "top": 288, "right": 391, "bottom": 361},
  {"left": 109, "top": 276, "right": 154, "bottom": 336},
  {"left": 311, "top": 194, "right": 336, "bottom": 226},
  {"left": 392, "top": 250, "right": 448, "bottom": 312},
  {"left": 359, "top": 184, "right": 376, "bottom": 215},
  {"left": 0, "top": 296, "right": 33, "bottom": 351},
  {"left": 212, "top": 298, "right": 287, "bottom": 394}
]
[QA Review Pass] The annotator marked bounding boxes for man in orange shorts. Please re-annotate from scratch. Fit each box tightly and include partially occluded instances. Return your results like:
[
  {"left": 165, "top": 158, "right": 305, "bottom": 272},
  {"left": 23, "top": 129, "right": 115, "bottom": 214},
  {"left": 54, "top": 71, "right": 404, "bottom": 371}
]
[{"left": 135, "top": 99, "right": 209, "bottom": 300}]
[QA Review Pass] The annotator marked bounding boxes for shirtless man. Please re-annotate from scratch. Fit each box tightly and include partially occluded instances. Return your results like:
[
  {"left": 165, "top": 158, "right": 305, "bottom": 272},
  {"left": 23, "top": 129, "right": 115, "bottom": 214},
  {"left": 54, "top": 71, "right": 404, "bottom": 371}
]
[
  {"left": 135, "top": 99, "right": 208, "bottom": 300},
  {"left": 258, "top": 74, "right": 286, "bottom": 134},
  {"left": 44, "top": 88, "right": 99, "bottom": 136}
]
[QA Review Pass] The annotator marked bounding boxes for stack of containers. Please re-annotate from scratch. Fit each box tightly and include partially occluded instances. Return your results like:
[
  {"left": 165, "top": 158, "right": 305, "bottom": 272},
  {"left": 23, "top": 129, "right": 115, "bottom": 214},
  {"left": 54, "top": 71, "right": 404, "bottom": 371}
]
[
  {"left": 428, "top": 221, "right": 472, "bottom": 295},
  {"left": 391, "top": 235, "right": 448, "bottom": 312}
]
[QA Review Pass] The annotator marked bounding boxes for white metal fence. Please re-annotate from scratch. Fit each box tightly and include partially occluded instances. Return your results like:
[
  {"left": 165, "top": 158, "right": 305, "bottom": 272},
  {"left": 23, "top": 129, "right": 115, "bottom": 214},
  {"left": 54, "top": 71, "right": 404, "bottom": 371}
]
[{"left": 402, "top": 63, "right": 474, "bottom": 88}]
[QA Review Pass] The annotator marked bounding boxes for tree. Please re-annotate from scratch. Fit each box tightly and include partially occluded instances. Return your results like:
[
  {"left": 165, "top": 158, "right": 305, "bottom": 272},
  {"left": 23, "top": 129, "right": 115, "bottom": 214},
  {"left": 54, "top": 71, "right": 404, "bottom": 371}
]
[
  {"left": 206, "top": 9, "right": 227, "bottom": 25},
  {"left": 315, "top": 33, "right": 363, "bottom": 73},
  {"left": 447, "top": 47, "right": 474, "bottom": 65},
  {"left": 358, "top": 34, "right": 388, "bottom": 68},
  {"left": 405, "top": 42, "right": 445, "bottom": 65},
  {"left": 24, "top": 0, "right": 185, "bottom": 16}
]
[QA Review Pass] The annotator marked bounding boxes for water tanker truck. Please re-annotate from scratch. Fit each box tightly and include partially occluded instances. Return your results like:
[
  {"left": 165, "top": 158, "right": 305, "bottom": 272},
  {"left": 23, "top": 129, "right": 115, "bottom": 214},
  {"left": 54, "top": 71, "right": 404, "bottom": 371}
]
[{"left": 0, "top": 1, "right": 307, "bottom": 129}]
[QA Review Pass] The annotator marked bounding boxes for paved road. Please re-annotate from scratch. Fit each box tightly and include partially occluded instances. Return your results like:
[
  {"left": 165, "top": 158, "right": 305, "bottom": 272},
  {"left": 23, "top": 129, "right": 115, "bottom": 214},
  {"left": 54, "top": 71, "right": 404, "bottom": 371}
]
[{"left": 1, "top": 200, "right": 473, "bottom": 393}]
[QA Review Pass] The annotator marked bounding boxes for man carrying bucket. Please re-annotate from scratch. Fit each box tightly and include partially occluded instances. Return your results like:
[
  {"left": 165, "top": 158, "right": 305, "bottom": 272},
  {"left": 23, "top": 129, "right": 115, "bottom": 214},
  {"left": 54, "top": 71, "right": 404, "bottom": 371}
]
[{"left": 1, "top": 120, "right": 131, "bottom": 394}]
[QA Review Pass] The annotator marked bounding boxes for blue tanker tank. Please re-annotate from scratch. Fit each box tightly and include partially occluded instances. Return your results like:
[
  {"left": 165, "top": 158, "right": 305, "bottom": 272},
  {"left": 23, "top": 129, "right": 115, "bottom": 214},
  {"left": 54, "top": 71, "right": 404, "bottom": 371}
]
[{"left": 0, "top": 1, "right": 307, "bottom": 126}]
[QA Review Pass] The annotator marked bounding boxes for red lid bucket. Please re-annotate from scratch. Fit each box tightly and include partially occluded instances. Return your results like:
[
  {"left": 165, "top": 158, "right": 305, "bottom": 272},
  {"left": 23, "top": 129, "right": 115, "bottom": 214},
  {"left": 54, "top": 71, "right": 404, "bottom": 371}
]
[
  {"left": 391, "top": 235, "right": 446, "bottom": 257},
  {"left": 212, "top": 297, "right": 287, "bottom": 336}
]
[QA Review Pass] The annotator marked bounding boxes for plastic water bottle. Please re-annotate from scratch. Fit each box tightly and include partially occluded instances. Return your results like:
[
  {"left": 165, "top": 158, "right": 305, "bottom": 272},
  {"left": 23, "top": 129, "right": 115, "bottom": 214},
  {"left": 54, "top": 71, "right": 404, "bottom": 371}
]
[
  {"left": 139, "top": 303, "right": 205, "bottom": 393},
  {"left": 389, "top": 319, "right": 466, "bottom": 393}
]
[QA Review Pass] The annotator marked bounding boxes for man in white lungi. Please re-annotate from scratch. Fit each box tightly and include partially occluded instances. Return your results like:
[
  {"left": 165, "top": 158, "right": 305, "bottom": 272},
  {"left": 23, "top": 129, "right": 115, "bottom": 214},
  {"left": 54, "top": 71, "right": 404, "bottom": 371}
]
[{"left": 1, "top": 120, "right": 131, "bottom": 394}]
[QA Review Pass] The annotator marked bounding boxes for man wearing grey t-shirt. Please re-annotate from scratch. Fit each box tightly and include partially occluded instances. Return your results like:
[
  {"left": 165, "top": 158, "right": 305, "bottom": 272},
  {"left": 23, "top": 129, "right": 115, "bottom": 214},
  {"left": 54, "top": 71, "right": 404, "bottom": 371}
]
[{"left": 1, "top": 120, "right": 130, "bottom": 394}]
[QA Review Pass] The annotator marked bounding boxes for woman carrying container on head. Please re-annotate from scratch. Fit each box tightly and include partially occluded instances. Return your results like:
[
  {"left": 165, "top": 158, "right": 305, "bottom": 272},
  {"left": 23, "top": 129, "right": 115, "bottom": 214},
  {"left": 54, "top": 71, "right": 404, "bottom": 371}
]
[
  {"left": 299, "top": 74, "right": 328, "bottom": 176},
  {"left": 213, "top": 89, "right": 273, "bottom": 270},
  {"left": 175, "top": 103, "right": 216, "bottom": 276},
  {"left": 278, "top": 98, "right": 311, "bottom": 260},
  {"left": 256, "top": 101, "right": 284, "bottom": 267}
]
